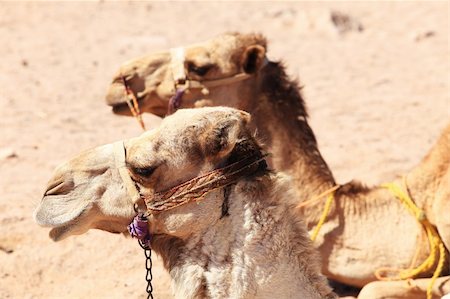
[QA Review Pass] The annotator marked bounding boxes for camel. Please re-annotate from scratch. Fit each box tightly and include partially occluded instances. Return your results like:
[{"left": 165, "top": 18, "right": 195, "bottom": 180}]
[
  {"left": 34, "top": 107, "right": 337, "bottom": 299},
  {"left": 105, "top": 32, "right": 450, "bottom": 298}
]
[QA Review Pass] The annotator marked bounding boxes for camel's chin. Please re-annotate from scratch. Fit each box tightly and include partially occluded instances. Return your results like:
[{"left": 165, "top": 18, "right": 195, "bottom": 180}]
[
  {"left": 49, "top": 224, "right": 88, "bottom": 241},
  {"left": 111, "top": 101, "right": 168, "bottom": 118}
]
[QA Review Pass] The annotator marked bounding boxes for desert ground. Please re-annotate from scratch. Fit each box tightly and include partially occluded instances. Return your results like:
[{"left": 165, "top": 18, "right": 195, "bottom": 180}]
[{"left": 0, "top": 1, "right": 448, "bottom": 298}]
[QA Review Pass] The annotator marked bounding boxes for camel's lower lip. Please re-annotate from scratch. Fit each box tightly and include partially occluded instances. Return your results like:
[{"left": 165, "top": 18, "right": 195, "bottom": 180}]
[
  {"left": 49, "top": 223, "right": 78, "bottom": 241},
  {"left": 112, "top": 101, "right": 168, "bottom": 118}
]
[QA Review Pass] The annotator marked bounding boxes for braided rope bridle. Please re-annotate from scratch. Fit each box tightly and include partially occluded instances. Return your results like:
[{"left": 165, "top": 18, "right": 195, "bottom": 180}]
[{"left": 113, "top": 141, "right": 267, "bottom": 298}]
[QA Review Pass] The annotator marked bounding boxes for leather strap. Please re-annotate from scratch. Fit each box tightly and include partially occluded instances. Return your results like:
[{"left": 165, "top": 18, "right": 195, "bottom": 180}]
[
  {"left": 113, "top": 141, "right": 141, "bottom": 204},
  {"left": 169, "top": 47, "right": 187, "bottom": 86}
]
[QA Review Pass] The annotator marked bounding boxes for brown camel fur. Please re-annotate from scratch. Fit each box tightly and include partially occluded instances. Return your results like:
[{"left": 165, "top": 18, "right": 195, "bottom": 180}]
[
  {"left": 105, "top": 33, "right": 450, "bottom": 298},
  {"left": 34, "top": 107, "right": 337, "bottom": 299}
]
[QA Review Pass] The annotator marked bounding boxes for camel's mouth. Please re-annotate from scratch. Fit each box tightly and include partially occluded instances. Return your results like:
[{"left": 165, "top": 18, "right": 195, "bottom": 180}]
[
  {"left": 106, "top": 80, "right": 148, "bottom": 116},
  {"left": 111, "top": 99, "right": 168, "bottom": 118},
  {"left": 111, "top": 101, "right": 135, "bottom": 116}
]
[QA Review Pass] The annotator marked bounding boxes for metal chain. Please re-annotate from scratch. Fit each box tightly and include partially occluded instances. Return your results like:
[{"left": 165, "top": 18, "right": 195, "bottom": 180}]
[{"left": 139, "top": 240, "right": 153, "bottom": 299}]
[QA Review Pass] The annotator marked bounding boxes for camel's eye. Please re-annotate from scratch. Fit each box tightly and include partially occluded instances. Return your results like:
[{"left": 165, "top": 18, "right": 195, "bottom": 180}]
[
  {"left": 131, "top": 166, "right": 156, "bottom": 178},
  {"left": 188, "top": 63, "right": 212, "bottom": 77}
]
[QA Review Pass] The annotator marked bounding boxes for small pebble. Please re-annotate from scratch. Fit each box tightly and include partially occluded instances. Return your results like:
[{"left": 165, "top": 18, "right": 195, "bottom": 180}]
[{"left": 0, "top": 148, "right": 18, "bottom": 160}]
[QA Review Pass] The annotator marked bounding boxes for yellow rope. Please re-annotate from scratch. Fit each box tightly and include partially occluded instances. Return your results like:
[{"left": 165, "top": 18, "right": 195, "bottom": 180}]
[
  {"left": 299, "top": 179, "right": 446, "bottom": 299},
  {"left": 297, "top": 185, "right": 340, "bottom": 209},
  {"left": 310, "top": 192, "right": 335, "bottom": 242},
  {"left": 429, "top": 242, "right": 446, "bottom": 299},
  {"left": 376, "top": 178, "right": 447, "bottom": 299},
  {"left": 297, "top": 185, "right": 340, "bottom": 242}
]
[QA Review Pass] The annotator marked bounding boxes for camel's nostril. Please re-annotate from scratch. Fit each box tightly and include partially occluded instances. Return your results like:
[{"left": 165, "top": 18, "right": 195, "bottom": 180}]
[
  {"left": 44, "top": 179, "right": 74, "bottom": 196},
  {"left": 44, "top": 180, "right": 65, "bottom": 196}
]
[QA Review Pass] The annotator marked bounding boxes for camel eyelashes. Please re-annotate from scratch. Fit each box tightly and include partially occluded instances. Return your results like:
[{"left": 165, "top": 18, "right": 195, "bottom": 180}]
[
  {"left": 131, "top": 166, "right": 156, "bottom": 178},
  {"left": 187, "top": 63, "right": 213, "bottom": 76}
]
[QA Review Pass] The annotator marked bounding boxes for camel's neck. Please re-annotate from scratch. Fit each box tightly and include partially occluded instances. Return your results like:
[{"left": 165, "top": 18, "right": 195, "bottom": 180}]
[
  {"left": 249, "top": 63, "right": 335, "bottom": 199},
  {"left": 153, "top": 176, "right": 332, "bottom": 299}
]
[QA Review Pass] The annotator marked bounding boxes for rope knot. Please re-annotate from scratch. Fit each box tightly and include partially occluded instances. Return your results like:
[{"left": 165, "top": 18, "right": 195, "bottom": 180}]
[{"left": 417, "top": 210, "right": 427, "bottom": 222}]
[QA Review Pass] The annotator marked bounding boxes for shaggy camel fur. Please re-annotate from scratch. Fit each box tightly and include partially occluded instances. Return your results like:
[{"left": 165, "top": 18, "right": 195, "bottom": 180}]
[
  {"left": 34, "top": 107, "right": 337, "bottom": 299},
  {"left": 105, "top": 32, "right": 450, "bottom": 298}
]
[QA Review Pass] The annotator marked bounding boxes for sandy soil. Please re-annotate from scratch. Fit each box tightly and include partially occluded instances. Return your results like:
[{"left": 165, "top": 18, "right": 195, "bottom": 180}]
[{"left": 0, "top": 2, "right": 448, "bottom": 298}]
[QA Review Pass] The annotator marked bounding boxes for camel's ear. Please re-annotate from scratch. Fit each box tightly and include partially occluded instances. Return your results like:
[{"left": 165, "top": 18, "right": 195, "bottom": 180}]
[
  {"left": 202, "top": 111, "right": 251, "bottom": 157},
  {"left": 241, "top": 45, "right": 266, "bottom": 74}
]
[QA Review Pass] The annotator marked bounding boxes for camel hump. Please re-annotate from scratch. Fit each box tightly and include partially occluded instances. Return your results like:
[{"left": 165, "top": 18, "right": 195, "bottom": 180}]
[
  {"left": 408, "top": 122, "right": 450, "bottom": 189},
  {"left": 423, "top": 123, "right": 450, "bottom": 166}
]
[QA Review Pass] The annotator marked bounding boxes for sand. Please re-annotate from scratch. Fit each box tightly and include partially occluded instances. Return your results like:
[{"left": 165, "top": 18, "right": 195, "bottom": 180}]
[{"left": 0, "top": 2, "right": 448, "bottom": 298}]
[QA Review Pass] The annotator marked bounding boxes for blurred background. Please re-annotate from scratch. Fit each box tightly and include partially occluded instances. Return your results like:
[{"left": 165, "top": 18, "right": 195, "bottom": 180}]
[{"left": 0, "top": 2, "right": 448, "bottom": 298}]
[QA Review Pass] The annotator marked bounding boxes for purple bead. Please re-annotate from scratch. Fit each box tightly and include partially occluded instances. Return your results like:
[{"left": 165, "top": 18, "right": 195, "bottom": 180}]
[{"left": 128, "top": 214, "right": 150, "bottom": 240}]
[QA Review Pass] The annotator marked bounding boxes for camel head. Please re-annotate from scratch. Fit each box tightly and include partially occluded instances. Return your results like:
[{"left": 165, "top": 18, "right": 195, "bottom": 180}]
[
  {"left": 34, "top": 107, "right": 261, "bottom": 242},
  {"left": 106, "top": 32, "right": 267, "bottom": 116}
]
